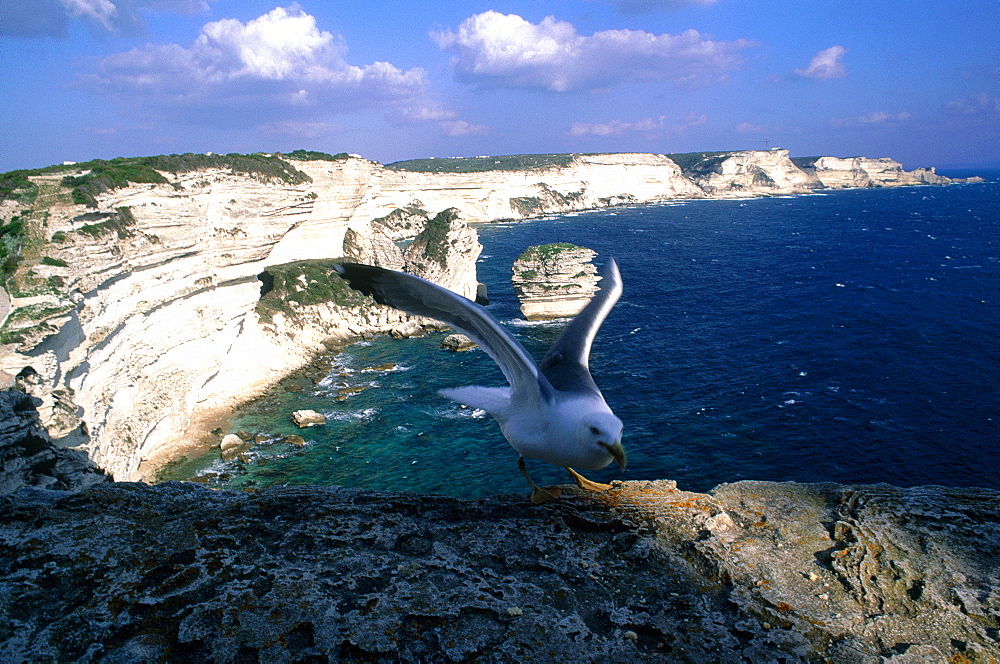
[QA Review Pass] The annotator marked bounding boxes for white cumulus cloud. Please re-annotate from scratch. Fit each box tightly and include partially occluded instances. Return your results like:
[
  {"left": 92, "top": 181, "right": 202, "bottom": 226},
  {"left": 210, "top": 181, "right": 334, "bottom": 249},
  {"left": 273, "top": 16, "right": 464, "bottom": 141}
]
[
  {"left": 401, "top": 105, "right": 489, "bottom": 137},
  {"left": 433, "top": 11, "right": 755, "bottom": 92},
  {"left": 735, "top": 122, "right": 766, "bottom": 134},
  {"left": 81, "top": 6, "right": 427, "bottom": 114},
  {"left": 945, "top": 92, "right": 1000, "bottom": 116},
  {"left": 793, "top": 46, "right": 847, "bottom": 80}
]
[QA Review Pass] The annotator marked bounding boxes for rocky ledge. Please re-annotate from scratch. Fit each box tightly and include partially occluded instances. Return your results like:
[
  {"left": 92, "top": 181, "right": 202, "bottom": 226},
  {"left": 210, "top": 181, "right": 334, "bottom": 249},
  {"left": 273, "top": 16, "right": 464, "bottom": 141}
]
[
  {"left": 0, "top": 391, "right": 1000, "bottom": 663},
  {"left": 511, "top": 243, "right": 600, "bottom": 320},
  {"left": 1, "top": 389, "right": 998, "bottom": 661},
  {"left": 2, "top": 477, "right": 998, "bottom": 662}
]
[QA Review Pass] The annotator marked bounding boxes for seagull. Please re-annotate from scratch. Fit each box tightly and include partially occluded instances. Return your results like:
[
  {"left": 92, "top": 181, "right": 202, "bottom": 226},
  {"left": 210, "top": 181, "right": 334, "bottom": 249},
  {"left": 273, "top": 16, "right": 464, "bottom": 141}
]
[{"left": 333, "top": 259, "right": 626, "bottom": 503}]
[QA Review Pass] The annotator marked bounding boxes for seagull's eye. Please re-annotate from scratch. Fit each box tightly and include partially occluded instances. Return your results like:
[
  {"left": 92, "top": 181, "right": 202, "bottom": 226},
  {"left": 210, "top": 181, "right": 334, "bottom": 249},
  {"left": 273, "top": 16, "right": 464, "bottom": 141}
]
[{"left": 589, "top": 426, "right": 600, "bottom": 435}]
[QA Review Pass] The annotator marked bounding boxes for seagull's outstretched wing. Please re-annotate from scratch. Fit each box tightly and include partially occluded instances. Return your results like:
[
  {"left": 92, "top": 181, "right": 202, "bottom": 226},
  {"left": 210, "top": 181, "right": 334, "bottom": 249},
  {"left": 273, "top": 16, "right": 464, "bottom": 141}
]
[
  {"left": 538, "top": 258, "right": 622, "bottom": 395},
  {"left": 333, "top": 263, "right": 552, "bottom": 401}
]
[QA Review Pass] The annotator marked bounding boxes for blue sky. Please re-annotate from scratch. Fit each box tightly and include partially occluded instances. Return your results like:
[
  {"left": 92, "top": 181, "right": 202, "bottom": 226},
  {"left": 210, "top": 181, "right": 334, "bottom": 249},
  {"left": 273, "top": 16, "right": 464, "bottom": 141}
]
[{"left": 1, "top": 0, "right": 998, "bottom": 172}]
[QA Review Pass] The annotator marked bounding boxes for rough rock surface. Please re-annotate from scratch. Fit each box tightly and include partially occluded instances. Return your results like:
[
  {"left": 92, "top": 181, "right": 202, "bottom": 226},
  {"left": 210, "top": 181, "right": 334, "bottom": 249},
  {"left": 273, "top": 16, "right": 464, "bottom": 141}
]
[
  {"left": 511, "top": 243, "right": 600, "bottom": 320},
  {"left": 291, "top": 409, "right": 326, "bottom": 428},
  {"left": 1, "top": 392, "right": 997, "bottom": 661},
  {"left": 441, "top": 333, "right": 477, "bottom": 351},
  {"left": 1, "top": 478, "right": 997, "bottom": 662},
  {"left": 403, "top": 208, "right": 483, "bottom": 303},
  {"left": 0, "top": 389, "right": 107, "bottom": 493}
]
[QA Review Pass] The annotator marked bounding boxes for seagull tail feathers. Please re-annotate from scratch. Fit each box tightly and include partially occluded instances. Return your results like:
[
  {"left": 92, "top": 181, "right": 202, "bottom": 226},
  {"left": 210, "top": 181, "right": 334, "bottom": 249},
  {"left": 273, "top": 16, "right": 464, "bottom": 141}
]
[{"left": 439, "top": 386, "right": 511, "bottom": 418}]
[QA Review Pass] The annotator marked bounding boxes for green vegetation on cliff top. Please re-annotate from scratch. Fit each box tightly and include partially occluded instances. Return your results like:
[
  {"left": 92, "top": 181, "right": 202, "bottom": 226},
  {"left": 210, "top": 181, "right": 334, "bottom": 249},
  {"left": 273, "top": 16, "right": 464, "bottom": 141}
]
[
  {"left": 385, "top": 153, "right": 584, "bottom": 173},
  {"left": 664, "top": 151, "right": 741, "bottom": 174},
  {"left": 280, "top": 150, "right": 351, "bottom": 162},
  {"left": 256, "top": 259, "right": 371, "bottom": 324},
  {"left": 516, "top": 242, "right": 584, "bottom": 262},
  {"left": 790, "top": 156, "right": 823, "bottom": 168},
  {"left": 413, "top": 208, "right": 461, "bottom": 267},
  {"left": 1, "top": 153, "right": 313, "bottom": 208}
]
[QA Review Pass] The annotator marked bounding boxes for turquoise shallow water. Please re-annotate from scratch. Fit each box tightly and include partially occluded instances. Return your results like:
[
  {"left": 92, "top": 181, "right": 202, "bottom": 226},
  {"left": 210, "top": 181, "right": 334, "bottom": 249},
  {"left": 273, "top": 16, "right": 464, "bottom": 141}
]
[{"left": 163, "top": 176, "right": 1000, "bottom": 496}]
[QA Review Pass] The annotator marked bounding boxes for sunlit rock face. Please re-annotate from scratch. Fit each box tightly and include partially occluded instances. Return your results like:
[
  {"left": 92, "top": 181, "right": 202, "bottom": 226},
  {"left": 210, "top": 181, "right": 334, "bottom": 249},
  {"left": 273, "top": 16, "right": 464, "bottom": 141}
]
[
  {"left": 797, "top": 156, "right": 952, "bottom": 188},
  {"left": 511, "top": 243, "right": 600, "bottom": 320},
  {"left": 2, "top": 162, "right": 484, "bottom": 480},
  {"left": 1, "top": 457, "right": 997, "bottom": 660},
  {"left": 0, "top": 152, "right": 964, "bottom": 481},
  {"left": 681, "top": 149, "right": 822, "bottom": 196}
]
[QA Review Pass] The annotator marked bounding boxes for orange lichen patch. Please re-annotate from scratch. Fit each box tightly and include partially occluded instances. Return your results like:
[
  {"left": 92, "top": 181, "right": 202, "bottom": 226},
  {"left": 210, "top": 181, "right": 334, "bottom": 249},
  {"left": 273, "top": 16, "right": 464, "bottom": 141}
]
[
  {"left": 866, "top": 540, "right": 884, "bottom": 555},
  {"left": 665, "top": 498, "right": 716, "bottom": 511},
  {"left": 775, "top": 602, "right": 793, "bottom": 613}
]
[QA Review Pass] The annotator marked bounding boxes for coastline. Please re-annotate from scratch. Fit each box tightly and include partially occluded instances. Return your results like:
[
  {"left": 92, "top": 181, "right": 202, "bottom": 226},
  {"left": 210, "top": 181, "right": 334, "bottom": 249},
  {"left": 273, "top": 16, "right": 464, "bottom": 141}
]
[
  {"left": 0, "top": 150, "right": 987, "bottom": 483},
  {"left": 140, "top": 176, "right": 992, "bottom": 488}
]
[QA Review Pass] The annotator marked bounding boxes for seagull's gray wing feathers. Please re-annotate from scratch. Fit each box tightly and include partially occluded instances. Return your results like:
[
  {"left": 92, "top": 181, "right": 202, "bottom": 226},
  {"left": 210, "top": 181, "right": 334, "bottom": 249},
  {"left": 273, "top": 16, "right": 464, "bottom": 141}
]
[
  {"left": 538, "top": 258, "right": 622, "bottom": 395},
  {"left": 334, "top": 263, "right": 553, "bottom": 402}
]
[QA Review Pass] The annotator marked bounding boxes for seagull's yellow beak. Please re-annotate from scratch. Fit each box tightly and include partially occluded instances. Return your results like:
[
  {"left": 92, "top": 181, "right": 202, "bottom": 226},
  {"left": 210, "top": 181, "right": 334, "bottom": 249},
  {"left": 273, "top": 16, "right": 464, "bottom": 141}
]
[{"left": 608, "top": 441, "right": 627, "bottom": 471}]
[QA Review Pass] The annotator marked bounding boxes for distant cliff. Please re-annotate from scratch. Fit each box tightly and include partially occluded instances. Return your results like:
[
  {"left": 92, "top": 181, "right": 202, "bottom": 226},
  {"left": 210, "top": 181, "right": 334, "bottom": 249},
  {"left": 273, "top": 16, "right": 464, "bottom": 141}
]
[{"left": 0, "top": 150, "right": 975, "bottom": 480}]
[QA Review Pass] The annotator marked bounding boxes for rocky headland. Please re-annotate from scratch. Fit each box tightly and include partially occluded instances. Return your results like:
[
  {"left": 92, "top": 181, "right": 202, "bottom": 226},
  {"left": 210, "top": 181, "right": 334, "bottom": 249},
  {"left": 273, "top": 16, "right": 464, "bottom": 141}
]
[
  {"left": 0, "top": 148, "right": 974, "bottom": 484},
  {"left": 1, "top": 391, "right": 998, "bottom": 661},
  {"left": 511, "top": 243, "right": 600, "bottom": 320},
  {"left": 0, "top": 153, "right": 995, "bottom": 661}
]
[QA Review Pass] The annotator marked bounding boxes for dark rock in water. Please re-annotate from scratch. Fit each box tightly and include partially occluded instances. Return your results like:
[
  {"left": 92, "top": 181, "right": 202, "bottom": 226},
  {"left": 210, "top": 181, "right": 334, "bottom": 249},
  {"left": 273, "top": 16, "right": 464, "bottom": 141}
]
[
  {"left": 441, "top": 333, "right": 477, "bottom": 352},
  {"left": 0, "top": 389, "right": 107, "bottom": 493},
  {"left": 475, "top": 282, "right": 489, "bottom": 305},
  {"left": 283, "top": 435, "right": 306, "bottom": 446}
]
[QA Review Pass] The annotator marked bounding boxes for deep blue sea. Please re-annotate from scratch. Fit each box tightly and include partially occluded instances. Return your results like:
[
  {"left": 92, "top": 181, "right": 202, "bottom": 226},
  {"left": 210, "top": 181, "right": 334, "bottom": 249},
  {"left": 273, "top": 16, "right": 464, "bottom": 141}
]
[{"left": 164, "top": 174, "right": 999, "bottom": 496}]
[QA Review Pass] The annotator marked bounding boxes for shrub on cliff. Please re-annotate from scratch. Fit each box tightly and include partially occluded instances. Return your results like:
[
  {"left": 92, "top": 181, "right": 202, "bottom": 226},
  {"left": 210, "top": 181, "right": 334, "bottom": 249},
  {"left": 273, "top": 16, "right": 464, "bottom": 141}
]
[
  {"left": 282, "top": 150, "right": 351, "bottom": 162},
  {"left": 54, "top": 153, "right": 311, "bottom": 208},
  {"left": 413, "top": 208, "right": 461, "bottom": 267},
  {"left": 62, "top": 160, "right": 169, "bottom": 208},
  {"left": 256, "top": 259, "right": 371, "bottom": 324},
  {"left": 386, "top": 153, "right": 580, "bottom": 173}
]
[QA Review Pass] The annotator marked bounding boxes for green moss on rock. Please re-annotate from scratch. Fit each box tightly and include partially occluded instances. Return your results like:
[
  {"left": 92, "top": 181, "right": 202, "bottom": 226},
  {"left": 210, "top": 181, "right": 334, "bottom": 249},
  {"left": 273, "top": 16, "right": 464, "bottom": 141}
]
[
  {"left": 256, "top": 259, "right": 371, "bottom": 323},
  {"left": 515, "top": 242, "right": 581, "bottom": 262}
]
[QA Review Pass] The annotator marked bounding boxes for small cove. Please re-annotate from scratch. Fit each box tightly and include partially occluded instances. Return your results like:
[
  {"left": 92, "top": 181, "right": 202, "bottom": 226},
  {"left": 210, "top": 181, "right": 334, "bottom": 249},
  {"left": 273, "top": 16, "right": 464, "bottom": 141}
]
[{"left": 161, "top": 178, "right": 1000, "bottom": 496}]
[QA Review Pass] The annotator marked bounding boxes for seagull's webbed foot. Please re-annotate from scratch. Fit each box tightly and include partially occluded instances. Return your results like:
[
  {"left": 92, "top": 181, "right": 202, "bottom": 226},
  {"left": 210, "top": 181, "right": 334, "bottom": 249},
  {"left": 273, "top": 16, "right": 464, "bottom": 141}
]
[
  {"left": 518, "top": 457, "right": 561, "bottom": 504},
  {"left": 566, "top": 467, "right": 613, "bottom": 492}
]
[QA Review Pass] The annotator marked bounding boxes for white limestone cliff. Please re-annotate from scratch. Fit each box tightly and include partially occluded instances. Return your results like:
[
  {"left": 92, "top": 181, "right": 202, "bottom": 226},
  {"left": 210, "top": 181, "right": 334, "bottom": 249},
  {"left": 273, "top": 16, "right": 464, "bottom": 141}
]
[
  {"left": 680, "top": 149, "right": 821, "bottom": 196},
  {"left": 0, "top": 151, "right": 968, "bottom": 481},
  {"left": 796, "top": 156, "right": 952, "bottom": 188},
  {"left": 511, "top": 244, "right": 600, "bottom": 320}
]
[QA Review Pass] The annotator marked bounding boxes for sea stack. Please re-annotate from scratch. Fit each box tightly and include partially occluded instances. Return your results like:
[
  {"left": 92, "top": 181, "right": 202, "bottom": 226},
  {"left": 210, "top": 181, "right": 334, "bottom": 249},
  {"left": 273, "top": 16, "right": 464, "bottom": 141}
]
[{"left": 511, "top": 243, "right": 600, "bottom": 320}]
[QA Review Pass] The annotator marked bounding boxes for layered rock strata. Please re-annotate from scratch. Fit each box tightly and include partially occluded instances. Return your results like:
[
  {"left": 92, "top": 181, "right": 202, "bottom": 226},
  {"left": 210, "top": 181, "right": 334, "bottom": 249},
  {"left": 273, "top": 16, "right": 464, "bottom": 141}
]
[
  {"left": 0, "top": 151, "right": 974, "bottom": 482},
  {"left": 682, "top": 149, "right": 822, "bottom": 196},
  {"left": 795, "top": 156, "right": 952, "bottom": 189},
  {"left": 511, "top": 243, "right": 600, "bottom": 320},
  {"left": 1, "top": 473, "right": 997, "bottom": 661}
]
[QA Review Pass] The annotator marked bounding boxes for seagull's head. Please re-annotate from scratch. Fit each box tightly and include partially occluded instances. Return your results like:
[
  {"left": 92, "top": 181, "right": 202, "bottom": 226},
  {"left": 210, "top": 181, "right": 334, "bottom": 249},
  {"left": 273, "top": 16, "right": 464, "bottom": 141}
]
[{"left": 578, "top": 412, "right": 626, "bottom": 471}]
